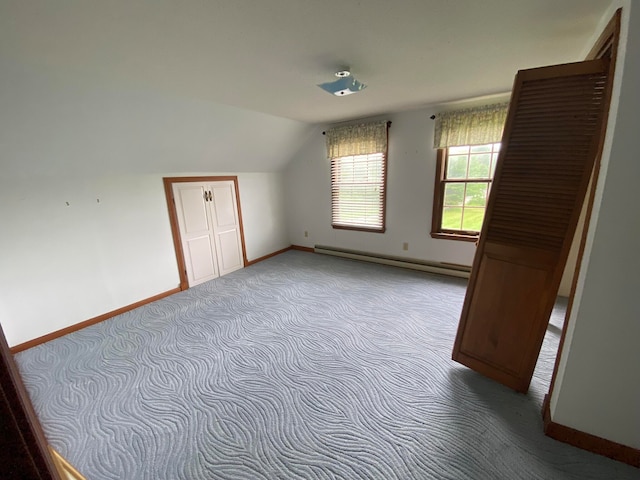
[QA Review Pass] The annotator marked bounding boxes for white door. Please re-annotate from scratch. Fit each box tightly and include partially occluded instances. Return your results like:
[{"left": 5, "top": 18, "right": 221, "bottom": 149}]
[
  {"left": 209, "top": 182, "right": 244, "bottom": 277},
  {"left": 173, "top": 183, "right": 219, "bottom": 287},
  {"left": 172, "top": 180, "right": 244, "bottom": 287}
]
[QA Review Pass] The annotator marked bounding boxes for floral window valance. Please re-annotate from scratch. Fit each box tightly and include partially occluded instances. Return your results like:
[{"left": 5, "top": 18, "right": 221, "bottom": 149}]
[
  {"left": 433, "top": 103, "right": 509, "bottom": 149},
  {"left": 325, "top": 121, "right": 389, "bottom": 158}
]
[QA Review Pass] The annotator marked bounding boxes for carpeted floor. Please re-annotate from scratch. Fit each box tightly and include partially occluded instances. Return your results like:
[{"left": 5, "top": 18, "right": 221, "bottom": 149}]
[{"left": 15, "top": 251, "right": 637, "bottom": 479}]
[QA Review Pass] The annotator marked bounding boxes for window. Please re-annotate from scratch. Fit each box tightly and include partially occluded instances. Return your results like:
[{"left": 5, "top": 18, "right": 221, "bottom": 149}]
[
  {"left": 432, "top": 143, "right": 500, "bottom": 240},
  {"left": 326, "top": 121, "right": 389, "bottom": 232},
  {"left": 431, "top": 103, "right": 508, "bottom": 240},
  {"left": 331, "top": 152, "right": 386, "bottom": 231}
]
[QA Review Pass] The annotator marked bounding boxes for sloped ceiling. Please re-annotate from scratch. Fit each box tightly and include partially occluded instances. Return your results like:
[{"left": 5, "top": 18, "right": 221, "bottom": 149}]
[
  {"left": 1, "top": 0, "right": 610, "bottom": 124},
  {"left": 0, "top": 1, "right": 611, "bottom": 174}
]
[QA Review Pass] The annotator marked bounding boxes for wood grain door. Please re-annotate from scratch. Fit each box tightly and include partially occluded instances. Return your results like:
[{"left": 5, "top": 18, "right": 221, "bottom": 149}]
[
  {"left": 452, "top": 59, "right": 611, "bottom": 393},
  {"left": 0, "top": 324, "right": 62, "bottom": 479}
]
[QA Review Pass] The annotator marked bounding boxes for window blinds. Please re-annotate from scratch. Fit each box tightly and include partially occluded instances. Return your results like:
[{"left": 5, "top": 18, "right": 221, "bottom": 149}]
[{"left": 326, "top": 121, "right": 389, "bottom": 232}]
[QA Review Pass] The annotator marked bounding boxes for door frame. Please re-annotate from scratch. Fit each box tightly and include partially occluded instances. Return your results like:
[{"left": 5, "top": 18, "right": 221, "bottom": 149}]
[
  {"left": 0, "top": 322, "right": 62, "bottom": 479},
  {"left": 544, "top": 8, "right": 621, "bottom": 405},
  {"left": 163, "top": 176, "right": 248, "bottom": 290}
]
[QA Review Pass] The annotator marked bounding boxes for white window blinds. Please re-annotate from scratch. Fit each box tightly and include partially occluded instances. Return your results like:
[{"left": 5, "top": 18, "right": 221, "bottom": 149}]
[{"left": 326, "top": 121, "right": 389, "bottom": 232}]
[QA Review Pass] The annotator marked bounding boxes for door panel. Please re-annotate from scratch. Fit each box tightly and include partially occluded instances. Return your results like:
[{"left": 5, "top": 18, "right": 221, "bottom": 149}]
[
  {"left": 186, "top": 235, "right": 217, "bottom": 282},
  {"left": 210, "top": 182, "right": 243, "bottom": 276},
  {"left": 460, "top": 246, "right": 553, "bottom": 376},
  {"left": 180, "top": 186, "right": 210, "bottom": 233},
  {"left": 172, "top": 183, "right": 219, "bottom": 286},
  {"left": 452, "top": 59, "right": 611, "bottom": 392},
  {"left": 210, "top": 184, "right": 237, "bottom": 227},
  {"left": 217, "top": 230, "right": 242, "bottom": 272}
]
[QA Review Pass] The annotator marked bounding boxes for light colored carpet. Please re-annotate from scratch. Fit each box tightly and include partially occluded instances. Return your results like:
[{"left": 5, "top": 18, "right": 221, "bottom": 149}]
[{"left": 15, "top": 251, "right": 637, "bottom": 479}]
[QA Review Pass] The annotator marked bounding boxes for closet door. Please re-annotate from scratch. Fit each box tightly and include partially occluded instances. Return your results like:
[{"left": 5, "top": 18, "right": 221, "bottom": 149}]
[
  {"left": 172, "top": 183, "right": 219, "bottom": 286},
  {"left": 452, "top": 59, "right": 611, "bottom": 393},
  {"left": 209, "top": 181, "right": 243, "bottom": 276}
]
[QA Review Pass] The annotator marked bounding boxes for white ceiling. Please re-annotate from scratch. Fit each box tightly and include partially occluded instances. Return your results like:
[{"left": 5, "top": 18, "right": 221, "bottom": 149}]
[{"left": 1, "top": 0, "right": 611, "bottom": 124}]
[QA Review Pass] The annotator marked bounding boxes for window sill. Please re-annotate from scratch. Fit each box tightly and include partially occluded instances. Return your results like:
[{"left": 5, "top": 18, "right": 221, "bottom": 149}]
[
  {"left": 332, "top": 225, "right": 386, "bottom": 234},
  {"left": 431, "top": 232, "right": 479, "bottom": 243}
]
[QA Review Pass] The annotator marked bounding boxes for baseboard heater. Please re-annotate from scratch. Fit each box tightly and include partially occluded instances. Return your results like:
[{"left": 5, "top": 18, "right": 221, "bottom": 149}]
[{"left": 314, "top": 245, "right": 471, "bottom": 279}]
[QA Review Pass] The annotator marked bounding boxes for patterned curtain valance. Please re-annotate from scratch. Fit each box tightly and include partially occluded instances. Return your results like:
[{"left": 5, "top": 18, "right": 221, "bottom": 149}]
[
  {"left": 326, "top": 121, "right": 389, "bottom": 159},
  {"left": 433, "top": 102, "right": 509, "bottom": 149}
]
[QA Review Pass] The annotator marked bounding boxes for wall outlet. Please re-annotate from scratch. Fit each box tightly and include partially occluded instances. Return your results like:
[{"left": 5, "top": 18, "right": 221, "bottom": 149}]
[
  {"left": 402, "top": 242, "right": 409, "bottom": 251},
  {"left": 304, "top": 231, "right": 309, "bottom": 238}
]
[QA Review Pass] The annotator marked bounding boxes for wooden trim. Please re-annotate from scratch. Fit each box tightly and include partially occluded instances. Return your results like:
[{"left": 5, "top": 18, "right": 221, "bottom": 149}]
[
  {"left": 546, "top": 7, "right": 621, "bottom": 410},
  {"left": 10, "top": 287, "right": 181, "bottom": 354},
  {"left": 587, "top": 8, "right": 621, "bottom": 60},
  {"left": 331, "top": 224, "right": 386, "bottom": 234},
  {"left": 431, "top": 148, "right": 446, "bottom": 235},
  {"left": 380, "top": 123, "right": 389, "bottom": 233},
  {"left": 430, "top": 232, "right": 478, "bottom": 242},
  {"left": 163, "top": 176, "right": 249, "bottom": 289},
  {"left": 242, "top": 244, "right": 315, "bottom": 265},
  {"left": 245, "top": 246, "right": 292, "bottom": 266},
  {"left": 291, "top": 245, "right": 314, "bottom": 253},
  {"left": 163, "top": 178, "right": 189, "bottom": 290},
  {"left": 163, "top": 175, "right": 240, "bottom": 183},
  {"left": 1, "top": 323, "right": 62, "bottom": 479},
  {"left": 542, "top": 395, "right": 640, "bottom": 468},
  {"left": 232, "top": 178, "right": 249, "bottom": 268}
]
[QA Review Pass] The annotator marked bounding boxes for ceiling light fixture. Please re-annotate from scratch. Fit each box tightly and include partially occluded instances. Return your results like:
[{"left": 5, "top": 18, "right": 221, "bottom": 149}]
[{"left": 318, "top": 68, "right": 367, "bottom": 96}]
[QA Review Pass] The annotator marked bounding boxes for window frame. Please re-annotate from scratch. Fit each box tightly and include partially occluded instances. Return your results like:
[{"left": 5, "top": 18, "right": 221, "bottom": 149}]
[
  {"left": 431, "top": 144, "right": 498, "bottom": 242},
  {"left": 331, "top": 148, "right": 388, "bottom": 233}
]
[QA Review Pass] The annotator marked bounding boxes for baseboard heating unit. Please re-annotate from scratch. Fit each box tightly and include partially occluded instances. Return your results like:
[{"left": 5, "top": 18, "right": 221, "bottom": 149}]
[{"left": 314, "top": 245, "right": 471, "bottom": 279}]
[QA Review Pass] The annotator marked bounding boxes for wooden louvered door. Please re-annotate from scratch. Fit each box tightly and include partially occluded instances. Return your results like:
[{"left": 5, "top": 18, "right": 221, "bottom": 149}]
[{"left": 452, "top": 59, "right": 610, "bottom": 393}]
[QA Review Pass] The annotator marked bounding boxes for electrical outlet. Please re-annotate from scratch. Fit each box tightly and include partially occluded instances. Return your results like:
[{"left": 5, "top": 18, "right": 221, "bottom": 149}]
[
  {"left": 402, "top": 242, "right": 409, "bottom": 251},
  {"left": 304, "top": 231, "right": 309, "bottom": 238}
]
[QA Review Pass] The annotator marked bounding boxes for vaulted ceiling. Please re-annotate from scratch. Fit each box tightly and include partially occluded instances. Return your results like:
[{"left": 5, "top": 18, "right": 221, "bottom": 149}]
[{"left": 1, "top": 0, "right": 611, "bottom": 124}]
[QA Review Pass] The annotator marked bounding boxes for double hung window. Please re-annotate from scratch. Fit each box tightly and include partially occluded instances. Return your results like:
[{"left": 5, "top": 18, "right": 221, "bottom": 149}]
[
  {"left": 326, "top": 121, "right": 390, "bottom": 233},
  {"left": 431, "top": 103, "right": 508, "bottom": 240}
]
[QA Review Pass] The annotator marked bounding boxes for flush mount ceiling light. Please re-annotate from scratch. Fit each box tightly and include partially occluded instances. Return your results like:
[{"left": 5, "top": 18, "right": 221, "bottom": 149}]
[{"left": 318, "top": 68, "right": 367, "bottom": 96}]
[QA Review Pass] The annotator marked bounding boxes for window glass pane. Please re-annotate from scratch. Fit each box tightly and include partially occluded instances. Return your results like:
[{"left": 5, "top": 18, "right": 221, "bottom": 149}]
[
  {"left": 434, "top": 142, "right": 500, "bottom": 238},
  {"left": 442, "top": 207, "right": 463, "bottom": 230},
  {"left": 448, "top": 146, "right": 469, "bottom": 155},
  {"left": 468, "top": 154, "right": 491, "bottom": 178},
  {"left": 491, "top": 153, "right": 500, "bottom": 176},
  {"left": 446, "top": 155, "right": 468, "bottom": 179},
  {"left": 462, "top": 207, "right": 485, "bottom": 231},
  {"left": 444, "top": 183, "right": 464, "bottom": 206},
  {"left": 470, "top": 144, "right": 492, "bottom": 153},
  {"left": 465, "top": 182, "right": 488, "bottom": 206}
]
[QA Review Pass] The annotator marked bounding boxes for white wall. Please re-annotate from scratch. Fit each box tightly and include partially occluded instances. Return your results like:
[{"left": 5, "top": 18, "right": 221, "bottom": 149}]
[
  {"left": 236, "top": 173, "right": 290, "bottom": 259},
  {"left": 0, "top": 171, "right": 290, "bottom": 348},
  {"left": 0, "top": 45, "right": 311, "bottom": 347},
  {"left": 0, "top": 173, "right": 179, "bottom": 346},
  {"left": 285, "top": 107, "right": 493, "bottom": 265},
  {"left": 550, "top": 0, "right": 640, "bottom": 449}
]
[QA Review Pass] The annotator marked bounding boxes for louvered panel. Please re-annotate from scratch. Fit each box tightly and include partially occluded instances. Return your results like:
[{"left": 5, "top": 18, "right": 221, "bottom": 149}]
[
  {"left": 453, "top": 58, "right": 612, "bottom": 393},
  {"left": 485, "top": 70, "right": 607, "bottom": 251}
]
